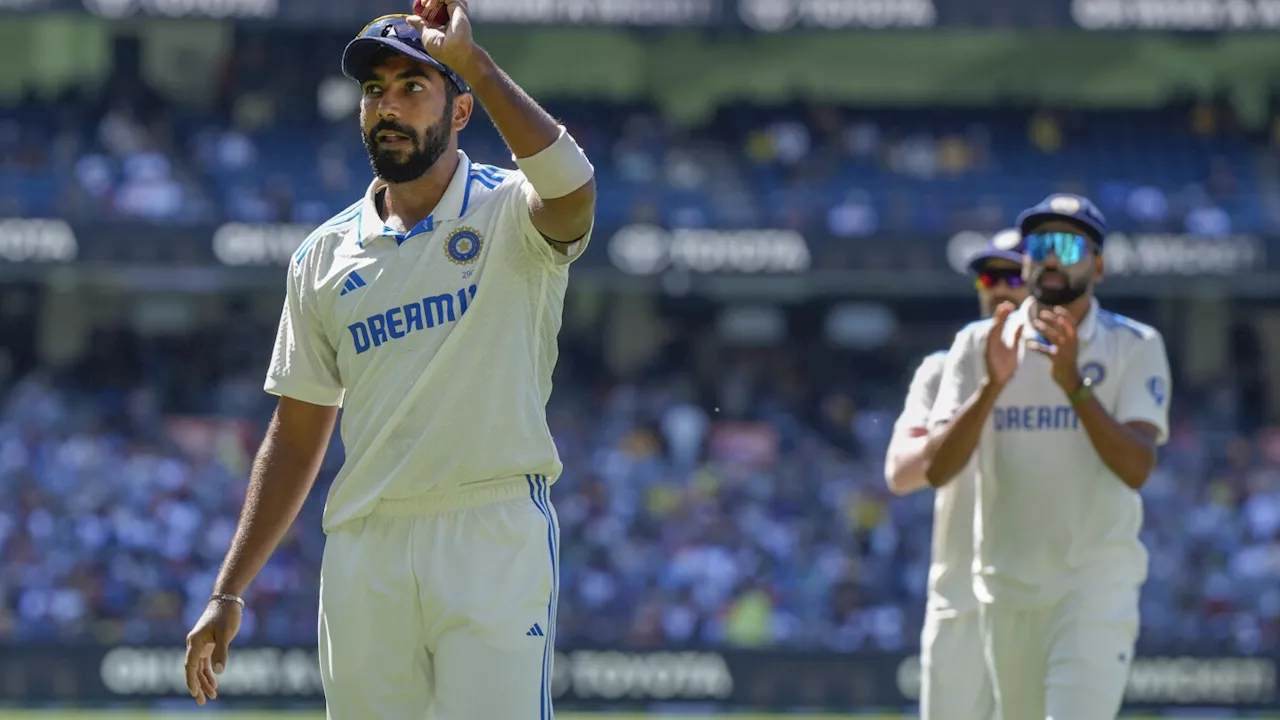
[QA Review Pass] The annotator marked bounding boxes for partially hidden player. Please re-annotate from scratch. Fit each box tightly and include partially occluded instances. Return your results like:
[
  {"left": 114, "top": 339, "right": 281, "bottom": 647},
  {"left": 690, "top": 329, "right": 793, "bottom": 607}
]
[
  {"left": 183, "top": 2, "right": 595, "bottom": 717},
  {"left": 925, "top": 194, "right": 1171, "bottom": 720},
  {"left": 884, "top": 228, "right": 1027, "bottom": 720}
]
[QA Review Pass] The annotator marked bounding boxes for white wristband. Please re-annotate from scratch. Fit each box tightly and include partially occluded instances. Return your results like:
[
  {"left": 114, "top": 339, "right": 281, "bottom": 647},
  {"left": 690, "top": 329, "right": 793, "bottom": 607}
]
[{"left": 513, "top": 126, "right": 595, "bottom": 200}]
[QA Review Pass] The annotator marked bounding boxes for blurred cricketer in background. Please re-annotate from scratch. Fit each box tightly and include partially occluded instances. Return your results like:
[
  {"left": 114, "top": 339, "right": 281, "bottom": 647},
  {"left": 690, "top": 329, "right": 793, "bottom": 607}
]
[
  {"left": 182, "top": 1, "right": 596, "bottom": 717},
  {"left": 925, "top": 195, "right": 1171, "bottom": 719},
  {"left": 884, "top": 228, "right": 1027, "bottom": 720}
]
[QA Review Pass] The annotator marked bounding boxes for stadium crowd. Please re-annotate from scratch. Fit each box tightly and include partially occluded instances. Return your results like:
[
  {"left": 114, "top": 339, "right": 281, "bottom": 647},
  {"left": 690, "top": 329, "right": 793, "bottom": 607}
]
[
  {"left": 0, "top": 317, "right": 1276, "bottom": 656},
  {"left": 1, "top": 62, "right": 1275, "bottom": 236},
  {"left": 3, "top": 25, "right": 1279, "bottom": 661}
]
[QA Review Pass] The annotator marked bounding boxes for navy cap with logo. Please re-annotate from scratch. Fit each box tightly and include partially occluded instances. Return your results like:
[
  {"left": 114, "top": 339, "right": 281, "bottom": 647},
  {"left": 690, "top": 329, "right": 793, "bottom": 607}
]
[
  {"left": 1016, "top": 193, "right": 1108, "bottom": 245},
  {"left": 342, "top": 14, "right": 471, "bottom": 95},
  {"left": 967, "top": 228, "right": 1024, "bottom": 274}
]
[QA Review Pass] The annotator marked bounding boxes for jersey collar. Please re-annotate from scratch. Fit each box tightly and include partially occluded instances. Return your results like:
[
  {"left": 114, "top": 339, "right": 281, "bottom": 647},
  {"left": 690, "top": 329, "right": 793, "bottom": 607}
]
[
  {"left": 1011, "top": 296, "right": 1100, "bottom": 345},
  {"left": 357, "top": 150, "right": 474, "bottom": 247}
]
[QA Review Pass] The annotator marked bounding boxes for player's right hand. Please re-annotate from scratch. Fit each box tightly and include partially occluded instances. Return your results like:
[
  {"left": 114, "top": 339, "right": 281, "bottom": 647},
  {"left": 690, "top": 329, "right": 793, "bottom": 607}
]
[
  {"left": 984, "top": 301, "right": 1022, "bottom": 387},
  {"left": 184, "top": 598, "right": 243, "bottom": 705},
  {"left": 409, "top": 0, "right": 477, "bottom": 74}
]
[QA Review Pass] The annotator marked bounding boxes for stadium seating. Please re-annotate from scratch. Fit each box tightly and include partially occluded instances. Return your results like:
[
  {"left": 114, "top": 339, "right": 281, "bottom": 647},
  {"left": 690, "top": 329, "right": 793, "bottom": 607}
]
[
  {"left": 0, "top": 335, "right": 1273, "bottom": 653},
  {"left": 1, "top": 98, "right": 1270, "bottom": 236}
]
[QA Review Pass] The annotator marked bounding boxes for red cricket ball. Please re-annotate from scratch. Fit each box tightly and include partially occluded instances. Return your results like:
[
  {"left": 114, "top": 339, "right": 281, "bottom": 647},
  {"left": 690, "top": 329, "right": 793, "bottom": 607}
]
[{"left": 413, "top": 0, "right": 449, "bottom": 27}]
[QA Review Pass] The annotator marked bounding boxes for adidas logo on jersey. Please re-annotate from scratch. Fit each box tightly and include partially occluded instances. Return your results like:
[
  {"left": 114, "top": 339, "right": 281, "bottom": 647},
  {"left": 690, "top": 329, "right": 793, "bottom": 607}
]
[
  {"left": 339, "top": 271, "right": 368, "bottom": 296},
  {"left": 526, "top": 623, "right": 544, "bottom": 637}
]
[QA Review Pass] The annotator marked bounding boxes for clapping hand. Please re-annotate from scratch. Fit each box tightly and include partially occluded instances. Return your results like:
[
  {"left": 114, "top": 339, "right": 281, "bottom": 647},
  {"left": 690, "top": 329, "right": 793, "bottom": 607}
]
[
  {"left": 984, "top": 302, "right": 1023, "bottom": 387},
  {"left": 1028, "top": 306, "right": 1082, "bottom": 391}
]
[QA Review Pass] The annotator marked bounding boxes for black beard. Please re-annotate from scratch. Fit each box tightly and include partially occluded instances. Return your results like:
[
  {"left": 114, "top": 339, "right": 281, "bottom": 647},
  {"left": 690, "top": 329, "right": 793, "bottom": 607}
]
[
  {"left": 1032, "top": 279, "right": 1090, "bottom": 306},
  {"left": 363, "top": 111, "right": 452, "bottom": 184}
]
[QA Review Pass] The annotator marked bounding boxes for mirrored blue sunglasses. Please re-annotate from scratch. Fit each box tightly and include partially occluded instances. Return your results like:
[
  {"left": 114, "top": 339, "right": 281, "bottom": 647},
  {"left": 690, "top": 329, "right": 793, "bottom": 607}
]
[{"left": 1024, "top": 232, "right": 1094, "bottom": 266}]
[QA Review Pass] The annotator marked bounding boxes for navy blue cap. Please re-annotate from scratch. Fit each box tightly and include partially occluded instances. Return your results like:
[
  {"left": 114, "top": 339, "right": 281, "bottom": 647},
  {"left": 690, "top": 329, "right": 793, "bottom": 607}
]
[
  {"left": 1016, "top": 193, "right": 1108, "bottom": 244},
  {"left": 342, "top": 15, "right": 470, "bottom": 94},
  {"left": 967, "top": 228, "right": 1024, "bottom": 274}
]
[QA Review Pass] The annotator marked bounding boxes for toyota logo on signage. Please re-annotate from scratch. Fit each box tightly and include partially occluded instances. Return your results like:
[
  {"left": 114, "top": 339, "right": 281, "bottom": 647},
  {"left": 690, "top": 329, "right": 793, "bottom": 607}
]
[
  {"left": 212, "top": 223, "right": 311, "bottom": 266},
  {"left": 0, "top": 219, "right": 79, "bottom": 263},
  {"left": 607, "top": 224, "right": 811, "bottom": 276},
  {"left": 82, "top": 0, "right": 277, "bottom": 19},
  {"left": 739, "top": 0, "right": 937, "bottom": 30}
]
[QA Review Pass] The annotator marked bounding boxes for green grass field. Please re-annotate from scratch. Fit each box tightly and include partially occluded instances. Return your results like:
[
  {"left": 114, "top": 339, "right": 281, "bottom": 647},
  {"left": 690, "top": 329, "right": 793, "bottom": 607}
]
[
  {"left": 0, "top": 715, "right": 910, "bottom": 720},
  {"left": 2, "top": 707, "right": 1269, "bottom": 712},
  {"left": 0, "top": 707, "right": 916, "bottom": 712}
]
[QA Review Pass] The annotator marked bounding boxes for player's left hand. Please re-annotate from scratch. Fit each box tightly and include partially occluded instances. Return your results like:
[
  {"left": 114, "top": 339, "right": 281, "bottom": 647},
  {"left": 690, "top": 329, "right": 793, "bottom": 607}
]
[
  {"left": 408, "top": 0, "right": 479, "bottom": 76},
  {"left": 1028, "top": 306, "right": 1081, "bottom": 391},
  {"left": 183, "top": 598, "right": 242, "bottom": 706}
]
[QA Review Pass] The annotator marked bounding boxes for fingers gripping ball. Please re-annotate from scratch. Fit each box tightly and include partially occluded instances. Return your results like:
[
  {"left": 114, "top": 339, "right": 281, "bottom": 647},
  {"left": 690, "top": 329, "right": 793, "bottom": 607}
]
[{"left": 413, "top": 0, "right": 450, "bottom": 27}]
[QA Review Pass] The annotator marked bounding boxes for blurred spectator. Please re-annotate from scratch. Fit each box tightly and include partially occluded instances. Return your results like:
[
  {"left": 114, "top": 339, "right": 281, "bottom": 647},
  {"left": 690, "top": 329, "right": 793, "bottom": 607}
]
[
  {"left": 114, "top": 150, "right": 185, "bottom": 221},
  {"left": 888, "top": 134, "right": 938, "bottom": 180},
  {"left": 1185, "top": 198, "right": 1233, "bottom": 237},
  {"left": 1029, "top": 109, "right": 1062, "bottom": 154},
  {"left": 1, "top": 321, "right": 1277, "bottom": 655},
  {"left": 1, "top": 85, "right": 1273, "bottom": 234},
  {"left": 936, "top": 134, "right": 973, "bottom": 176},
  {"left": 827, "top": 189, "right": 878, "bottom": 238},
  {"left": 843, "top": 120, "right": 882, "bottom": 161},
  {"left": 767, "top": 120, "right": 811, "bottom": 167},
  {"left": 1127, "top": 185, "right": 1170, "bottom": 228}
]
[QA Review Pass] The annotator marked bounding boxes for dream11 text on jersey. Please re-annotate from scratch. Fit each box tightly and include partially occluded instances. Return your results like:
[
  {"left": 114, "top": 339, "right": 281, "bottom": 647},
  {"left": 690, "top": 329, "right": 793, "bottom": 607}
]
[{"left": 347, "top": 284, "right": 478, "bottom": 355}]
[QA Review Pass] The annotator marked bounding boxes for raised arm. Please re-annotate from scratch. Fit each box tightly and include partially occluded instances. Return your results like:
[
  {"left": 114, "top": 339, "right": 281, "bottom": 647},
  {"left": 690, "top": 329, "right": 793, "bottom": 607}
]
[
  {"left": 926, "top": 304, "right": 1021, "bottom": 488},
  {"left": 410, "top": 1, "right": 596, "bottom": 250},
  {"left": 1030, "top": 307, "right": 1170, "bottom": 490},
  {"left": 1067, "top": 328, "right": 1169, "bottom": 489}
]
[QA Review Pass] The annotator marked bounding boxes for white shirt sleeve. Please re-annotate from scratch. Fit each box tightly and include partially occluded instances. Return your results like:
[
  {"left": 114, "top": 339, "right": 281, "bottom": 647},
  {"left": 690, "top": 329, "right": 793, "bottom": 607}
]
[
  {"left": 893, "top": 352, "right": 946, "bottom": 434},
  {"left": 263, "top": 265, "right": 345, "bottom": 407},
  {"left": 928, "top": 323, "right": 982, "bottom": 431},
  {"left": 508, "top": 172, "right": 594, "bottom": 267},
  {"left": 1114, "top": 331, "right": 1172, "bottom": 446}
]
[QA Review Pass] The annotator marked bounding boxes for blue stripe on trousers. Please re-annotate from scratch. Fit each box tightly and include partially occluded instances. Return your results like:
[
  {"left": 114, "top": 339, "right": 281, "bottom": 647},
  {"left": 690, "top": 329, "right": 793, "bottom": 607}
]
[{"left": 527, "top": 474, "right": 559, "bottom": 720}]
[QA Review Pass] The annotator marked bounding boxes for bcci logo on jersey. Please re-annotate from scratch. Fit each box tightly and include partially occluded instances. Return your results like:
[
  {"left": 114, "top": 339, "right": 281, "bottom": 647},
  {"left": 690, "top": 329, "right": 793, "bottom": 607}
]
[
  {"left": 445, "top": 227, "right": 483, "bottom": 265},
  {"left": 1081, "top": 362, "right": 1106, "bottom": 386}
]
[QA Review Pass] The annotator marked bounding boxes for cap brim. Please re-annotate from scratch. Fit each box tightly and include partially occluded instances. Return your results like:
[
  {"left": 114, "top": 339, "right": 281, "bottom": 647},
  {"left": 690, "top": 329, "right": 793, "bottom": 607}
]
[
  {"left": 1018, "top": 211, "right": 1104, "bottom": 243},
  {"left": 968, "top": 249, "right": 1024, "bottom": 273},
  {"left": 341, "top": 36, "right": 464, "bottom": 90}
]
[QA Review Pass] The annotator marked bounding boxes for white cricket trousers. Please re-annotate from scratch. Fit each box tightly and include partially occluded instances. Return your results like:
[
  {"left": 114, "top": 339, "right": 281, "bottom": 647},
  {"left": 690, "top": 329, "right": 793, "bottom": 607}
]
[
  {"left": 318, "top": 474, "right": 559, "bottom": 720},
  {"left": 920, "top": 608, "right": 995, "bottom": 720},
  {"left": 980, "top": 586, "right": 1139, "bottom": 720}
]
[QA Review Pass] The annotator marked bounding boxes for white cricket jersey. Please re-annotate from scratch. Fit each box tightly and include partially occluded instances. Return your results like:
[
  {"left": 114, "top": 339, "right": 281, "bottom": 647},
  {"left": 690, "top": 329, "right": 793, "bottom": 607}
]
[
  {"left": 265, "top": 150, "right": 590, "bottom": 531},
  {"left": 890, "top": 351, "right": 979, "bottom": 616},
  {"left": 928, "top": 297, "right": 1171, "bottom": 608}
]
